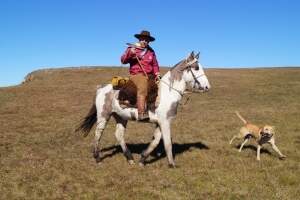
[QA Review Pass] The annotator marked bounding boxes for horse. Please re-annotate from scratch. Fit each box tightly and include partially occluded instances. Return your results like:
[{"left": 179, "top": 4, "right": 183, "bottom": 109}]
[{"left": 76, "top": 51, "right": 211, "bottom": 167}]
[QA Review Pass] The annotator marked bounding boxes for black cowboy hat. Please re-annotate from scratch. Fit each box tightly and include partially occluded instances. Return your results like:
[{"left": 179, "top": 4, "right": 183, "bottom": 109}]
[{"left": 134, "top": 30, "right": 155, "bottom": 42}]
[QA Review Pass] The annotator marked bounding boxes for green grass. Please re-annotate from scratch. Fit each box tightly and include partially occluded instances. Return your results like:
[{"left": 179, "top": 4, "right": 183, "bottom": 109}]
[{"left": 0, "top": 67, "right": 300, "bottom": 199}]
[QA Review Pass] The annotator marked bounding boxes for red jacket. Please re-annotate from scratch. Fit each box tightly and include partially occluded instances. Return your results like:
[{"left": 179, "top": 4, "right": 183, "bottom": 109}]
[{"left": 121, "top": 46, "right": 160, "bottom": 76}]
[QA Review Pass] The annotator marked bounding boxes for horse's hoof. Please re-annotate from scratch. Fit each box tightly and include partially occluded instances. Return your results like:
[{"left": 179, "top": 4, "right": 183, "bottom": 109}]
[
  {"left": 97, "top": 161, "right": 103, "bottom": 165},
  {"left": 168, "top": 163, "right": 176, "bottom": 168},
  {"left": 279, "top": 155, "right": 287, "bottom": 160},
  {"left": 139, "top": 153, "right": 147, "bottom": 165},
  {"left": 95, "top": 156, "right": 102, "bottom": 163},
  {"left": 93, "top": 152, "right": 98, "bottom": 159},
  {"left": 128, "top": 160, "right": 135, "bottom": 165}
]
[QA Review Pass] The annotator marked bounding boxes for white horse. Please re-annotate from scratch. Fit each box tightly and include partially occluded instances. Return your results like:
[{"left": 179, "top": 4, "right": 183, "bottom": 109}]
[{"left": 76, "top": 51, "right": 211, "bottom": 167}]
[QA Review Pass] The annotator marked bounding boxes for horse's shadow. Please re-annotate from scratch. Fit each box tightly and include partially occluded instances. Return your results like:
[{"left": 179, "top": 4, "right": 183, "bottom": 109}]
[
  {"left": 295, "top": 136, "right": 300, "bottom": 145},
  {"left": 235, "top": 144, "right": 272, "bottom": 155},
  {"left": 99, "top": 140, "right": 209, "bottom": 163}
]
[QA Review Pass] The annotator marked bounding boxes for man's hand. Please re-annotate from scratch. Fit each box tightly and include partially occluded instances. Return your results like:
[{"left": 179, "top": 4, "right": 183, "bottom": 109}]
[
  {"left": 155, "top": 73, "right": 161, "bottom": 83},
  {"left": 130, "top": 47, "right": 136, "bottom": 56}
]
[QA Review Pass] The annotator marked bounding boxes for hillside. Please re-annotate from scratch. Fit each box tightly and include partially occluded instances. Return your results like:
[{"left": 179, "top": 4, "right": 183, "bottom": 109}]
[{"left": 1, "top": 67, "right": 300, "bottom": 199}]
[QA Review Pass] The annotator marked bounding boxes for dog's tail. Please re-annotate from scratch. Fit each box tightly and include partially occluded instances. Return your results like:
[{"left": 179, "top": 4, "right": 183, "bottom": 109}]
[{"left": 235, "top": 111, "right": 247, "bottom": 124}]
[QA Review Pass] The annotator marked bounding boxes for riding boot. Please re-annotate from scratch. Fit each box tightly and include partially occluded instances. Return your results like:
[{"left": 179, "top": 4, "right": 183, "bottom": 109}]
[{"left": 137, "top": 95, "right": 149, "bottom": 121}]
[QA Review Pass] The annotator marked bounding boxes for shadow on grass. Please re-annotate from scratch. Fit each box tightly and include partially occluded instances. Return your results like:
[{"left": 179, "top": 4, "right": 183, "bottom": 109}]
[
  {"left": 295, "top": 136, "right": 300, "bottom": 145},
  {"left": 235, "top": 144, "right": 272, "bottom": 155},
  {"left": 99, "top": 140, "right": 209, "bottom": 163}
]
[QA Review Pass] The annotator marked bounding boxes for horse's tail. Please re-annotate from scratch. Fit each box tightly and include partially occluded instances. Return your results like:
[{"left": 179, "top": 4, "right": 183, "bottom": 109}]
[
  {"left": 76, "top": 103, "right": 97, "bottom": 137},
  {"left": 235, "top": 111, "right": 247, "bottom": 124}
]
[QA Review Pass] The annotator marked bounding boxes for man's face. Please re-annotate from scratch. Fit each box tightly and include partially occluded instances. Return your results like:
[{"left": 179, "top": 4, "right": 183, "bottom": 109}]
[{"left": 139, "top": 36, "right": 150, "bottom": 48}]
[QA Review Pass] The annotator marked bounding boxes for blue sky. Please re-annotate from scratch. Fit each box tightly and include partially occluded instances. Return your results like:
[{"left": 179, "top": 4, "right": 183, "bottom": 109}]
[{"left": 0, "top": 0, "right": 299, "bottom": 87}]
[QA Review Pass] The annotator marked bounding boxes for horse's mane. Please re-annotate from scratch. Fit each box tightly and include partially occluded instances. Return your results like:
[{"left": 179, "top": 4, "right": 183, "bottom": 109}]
[
  {"left": 169, "top": 60, "right": 186, "bottom": 83},
  {"left": 169, "top": 52, "right": 198, "bottom": 84}
]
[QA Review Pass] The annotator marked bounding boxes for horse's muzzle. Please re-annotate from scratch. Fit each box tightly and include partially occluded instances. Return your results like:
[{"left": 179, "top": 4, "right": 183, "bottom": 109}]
[
  {"left": 204, "top": 86, "right": 210, "bottom": 92},
  {"left": 195, "top": 85, "right": 210, "bottom": 93}
]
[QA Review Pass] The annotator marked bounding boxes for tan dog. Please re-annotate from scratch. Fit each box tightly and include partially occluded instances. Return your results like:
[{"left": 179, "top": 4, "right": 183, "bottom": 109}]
[{"left": 230, "top": 111, "right": 286, "bottom": 161}]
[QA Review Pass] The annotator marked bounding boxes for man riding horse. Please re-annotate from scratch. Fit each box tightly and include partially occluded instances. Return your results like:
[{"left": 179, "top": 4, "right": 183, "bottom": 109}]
[
  {"left": 76, "top": 30, "right": 211, "bottom": 167},
  {"left": 121, "top": 30, "right": 161, "bottom": 121}
]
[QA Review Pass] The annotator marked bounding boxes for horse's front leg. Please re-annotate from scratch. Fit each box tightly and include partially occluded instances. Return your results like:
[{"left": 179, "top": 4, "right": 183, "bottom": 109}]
[
  {"left": 93, "top": 117, "right": 108, "bottom": 163},
  {"left": 160, "top": 121, "right": 175, "bottom": 168},
  {"left": 113, "top": 115, "right": 134, "bottom": 164},
  {"left": 139, "top": 124, "right": 162, "bottom": 166}
]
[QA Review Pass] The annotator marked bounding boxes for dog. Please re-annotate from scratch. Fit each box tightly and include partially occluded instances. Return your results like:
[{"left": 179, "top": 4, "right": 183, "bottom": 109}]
[{"left": 230, "top": 111, "right": 286, "bottom": 161}]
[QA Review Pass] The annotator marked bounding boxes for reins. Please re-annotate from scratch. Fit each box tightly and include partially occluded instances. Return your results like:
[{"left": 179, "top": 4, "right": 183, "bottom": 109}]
[
  {"left": 188, "top": 67, "right": 205, "bottom": 90},
  {"left": 159, "top": 59, "right": 205, "bottom": 106},
  {"left": 160, "top": 79, "right": 185, "bottom": 97}
]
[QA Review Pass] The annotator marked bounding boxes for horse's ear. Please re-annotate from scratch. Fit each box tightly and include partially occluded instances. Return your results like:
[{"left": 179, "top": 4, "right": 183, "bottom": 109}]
[
  {"left": 187, "top": 51, "right": 194, "bottom": 59},
  {"left": 195, "top": 52, "right": 200, "bottom": 59},
  {"left": 190, "top": 51, "right": 195, "bottom": 58}
]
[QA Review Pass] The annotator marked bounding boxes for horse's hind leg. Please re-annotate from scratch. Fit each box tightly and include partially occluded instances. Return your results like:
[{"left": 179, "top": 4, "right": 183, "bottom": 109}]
[
  {"left": 113, "top": 115, "right": 134, "bottom": 164},
  {"left": 93, "top": 117, "right": 108, "bottom": 163},
  {"left": 93, "top": 86, "right": 114, "bottom": 163},
  {"left": 139, "top": 125, "right": 162, "bottom": 166}
]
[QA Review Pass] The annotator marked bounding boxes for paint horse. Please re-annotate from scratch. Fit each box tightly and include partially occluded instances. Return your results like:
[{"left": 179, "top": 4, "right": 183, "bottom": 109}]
[{"left": 76, "top": 51, "right": 211, "bottom": 167}]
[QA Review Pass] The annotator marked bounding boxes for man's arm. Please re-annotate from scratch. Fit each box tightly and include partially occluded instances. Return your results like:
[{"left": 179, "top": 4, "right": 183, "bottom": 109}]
[
  {"left": 152, "top": 52, "right": 160, "bottom": 77},
  {"left": 121, "top": 47, "right": 135, "bottom": 64}
]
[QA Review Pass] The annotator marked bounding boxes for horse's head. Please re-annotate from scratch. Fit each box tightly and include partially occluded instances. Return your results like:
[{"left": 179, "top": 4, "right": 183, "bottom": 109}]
[{"left": 181, "top": 51, "right": 211, "bottom": 92}]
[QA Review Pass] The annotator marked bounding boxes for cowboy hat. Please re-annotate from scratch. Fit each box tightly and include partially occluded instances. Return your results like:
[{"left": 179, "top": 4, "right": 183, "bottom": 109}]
[{"left": 134, "top": 30, "right": 155, "bottom": 42}]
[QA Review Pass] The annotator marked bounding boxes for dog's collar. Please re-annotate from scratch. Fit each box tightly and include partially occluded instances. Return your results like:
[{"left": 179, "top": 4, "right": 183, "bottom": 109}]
[
  {"left": 261, "top": 132, "right": 273, "bottom": 137},
  {"left": 258, "top": 132, "right": 273, "bottom": 145}
]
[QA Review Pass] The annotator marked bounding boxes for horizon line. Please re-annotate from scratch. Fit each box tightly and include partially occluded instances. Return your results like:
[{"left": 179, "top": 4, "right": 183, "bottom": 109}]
[{"left": 1, "top": 65, "right": 299, "bottom": 88}]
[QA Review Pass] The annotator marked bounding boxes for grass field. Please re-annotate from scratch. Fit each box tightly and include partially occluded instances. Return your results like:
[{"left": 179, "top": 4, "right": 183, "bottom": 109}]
[{"left": 1, "top": 67, "right": 300, "bottom": 199}]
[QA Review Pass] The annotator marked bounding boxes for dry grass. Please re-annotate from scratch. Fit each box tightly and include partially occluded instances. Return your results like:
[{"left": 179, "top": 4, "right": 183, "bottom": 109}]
[{"left": 1, "top": 67, "right": 300, "bottom": 200}]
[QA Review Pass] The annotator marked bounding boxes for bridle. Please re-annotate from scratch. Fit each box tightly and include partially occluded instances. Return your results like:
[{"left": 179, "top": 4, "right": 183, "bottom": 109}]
[
  {"left": 188, "top": 67, "right": 206, "bottom": 91},
  {"left": 160, "top": 58, "right": 206, "bottom": 96},
  {"left": 185, "top": 58, "right": 206, "bottom": 91}
]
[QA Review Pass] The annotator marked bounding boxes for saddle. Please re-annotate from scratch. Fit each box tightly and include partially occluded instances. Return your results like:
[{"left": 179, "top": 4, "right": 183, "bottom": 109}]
[{"left": 111, "top": 76, "right": 158, "bottom": 112}]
